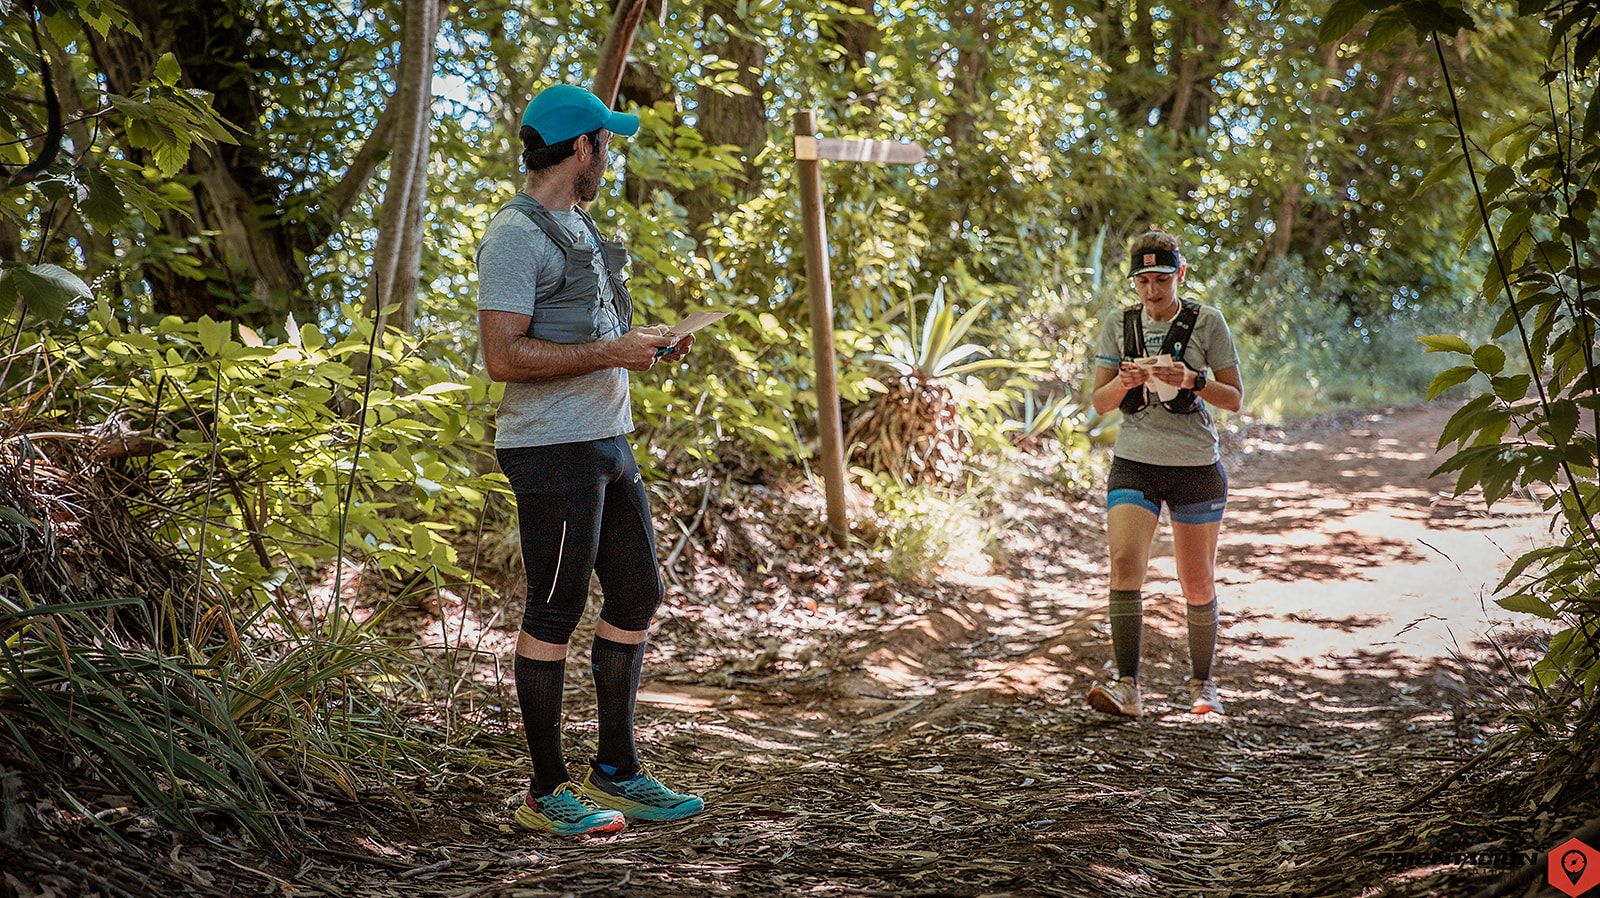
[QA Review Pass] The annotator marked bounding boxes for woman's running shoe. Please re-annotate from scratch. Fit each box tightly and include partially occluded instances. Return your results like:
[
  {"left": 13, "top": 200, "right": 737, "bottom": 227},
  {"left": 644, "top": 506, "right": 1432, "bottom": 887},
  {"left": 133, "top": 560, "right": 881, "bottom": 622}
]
[
  {"left": 1189, "top": 678, "right": 1225, "bottom": 715},
  {"left": 578, "top": 764, "right": 705, "bottom": 822},
  {"left": 1087, "top": 677, "right": 1142, "bottom": 718},
  {"left": 513, "top": 782, "right": 627, "bottom": 836}
]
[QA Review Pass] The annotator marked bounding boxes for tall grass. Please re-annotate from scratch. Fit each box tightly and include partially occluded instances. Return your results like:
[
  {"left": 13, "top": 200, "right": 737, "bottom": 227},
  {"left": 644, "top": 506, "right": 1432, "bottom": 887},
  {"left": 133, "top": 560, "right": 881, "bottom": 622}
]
[{"left": 0, "top": 581, "right": 443, "bottom": 843}]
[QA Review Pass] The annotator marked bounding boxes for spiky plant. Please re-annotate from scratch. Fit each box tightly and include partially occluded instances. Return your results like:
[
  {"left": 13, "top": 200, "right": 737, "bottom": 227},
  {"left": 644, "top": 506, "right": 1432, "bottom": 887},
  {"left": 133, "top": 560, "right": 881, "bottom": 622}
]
[
  {"left": 1003, "top": 388, "right": 1078, "bottom": 452},
  {"left": 846, "top": 282, "right": 1018, "bottom": 483}
]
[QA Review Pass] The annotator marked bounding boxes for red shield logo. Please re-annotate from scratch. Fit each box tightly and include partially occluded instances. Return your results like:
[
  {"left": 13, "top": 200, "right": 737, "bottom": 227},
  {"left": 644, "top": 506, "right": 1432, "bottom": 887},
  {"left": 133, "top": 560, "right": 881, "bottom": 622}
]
[
  {"left": 1551, "top": 837, "right": 1600, "bottom": 897},
  {"left": 1143, "top": 253, "right": 1156, "bottom": 266}
]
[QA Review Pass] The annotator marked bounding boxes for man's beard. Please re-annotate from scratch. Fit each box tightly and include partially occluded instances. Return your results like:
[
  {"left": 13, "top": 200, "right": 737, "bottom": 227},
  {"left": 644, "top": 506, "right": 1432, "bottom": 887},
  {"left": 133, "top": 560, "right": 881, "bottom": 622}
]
[{"left": 576, "top": 155, "right": 605, "bottom": 202}]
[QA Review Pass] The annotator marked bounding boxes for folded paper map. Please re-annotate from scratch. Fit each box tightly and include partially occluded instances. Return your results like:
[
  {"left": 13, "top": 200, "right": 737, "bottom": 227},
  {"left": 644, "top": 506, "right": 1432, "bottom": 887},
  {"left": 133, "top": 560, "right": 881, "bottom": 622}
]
[
  {"left": 664, "top": 310, "right": 729, "bottom": 336},
  {"left": 1128, "top": 353, "right": 1180, "bottom": 402},
  {"left": 652, "top": 309, "right": 731, "bottom": 357}
]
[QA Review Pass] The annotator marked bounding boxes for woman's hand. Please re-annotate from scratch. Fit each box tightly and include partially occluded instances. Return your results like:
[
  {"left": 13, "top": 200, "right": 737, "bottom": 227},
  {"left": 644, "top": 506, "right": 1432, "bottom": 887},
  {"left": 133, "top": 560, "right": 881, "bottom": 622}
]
[
  {"left": 1118, "top": 362, "right": 1150, "bottom": 389},
  {"left": 1151, "top": 364, "right": 1195, "bottom": 389}
]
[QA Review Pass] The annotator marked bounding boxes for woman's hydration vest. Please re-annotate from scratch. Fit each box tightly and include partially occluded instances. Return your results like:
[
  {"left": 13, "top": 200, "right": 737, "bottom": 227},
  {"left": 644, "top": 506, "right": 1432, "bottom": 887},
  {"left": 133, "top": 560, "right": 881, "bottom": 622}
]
[
  {"left": 1119, "top": 300, "right": 1203, "bottom": 416},
  {"left": 497, "top": 193, "right": 634, "bottom": 344}
]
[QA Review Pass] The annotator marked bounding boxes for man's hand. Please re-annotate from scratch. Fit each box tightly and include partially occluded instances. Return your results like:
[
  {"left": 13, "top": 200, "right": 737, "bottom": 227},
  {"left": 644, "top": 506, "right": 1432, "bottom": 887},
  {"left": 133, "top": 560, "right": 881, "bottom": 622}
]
[
  {"left": 1118, "top": 362, "right": 1150, "bottom": 389},
  {"left": 656, "top": 333, "right": 695, "bottom": 361},
  {"left": 610, "top": 327, "right": 679, "bottom": 371}
]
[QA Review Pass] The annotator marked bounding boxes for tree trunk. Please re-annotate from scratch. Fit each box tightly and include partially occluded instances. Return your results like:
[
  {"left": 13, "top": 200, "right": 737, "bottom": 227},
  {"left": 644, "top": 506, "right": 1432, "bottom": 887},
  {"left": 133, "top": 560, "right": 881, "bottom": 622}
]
[
  {"left": 1267, "top": 40, "right": 1342, "bottom": 260},
  {"left": 932, "top": 0, "right": 989, "bottom": 240},
  {"left": 369, "top": 0, "right": 446, "bottom": 334},
  {"left": 85, "top": 0, "right": 299, "bottom": 321},
  {"left": 820, "top": 0, "right": 877, "bottom": 73},
  {"left": 595, "top": 0, "right": 653, "bottom": 107},
  {"left": 1133, "top": 0, "right": 1154, "bottom": 68},
  {"left": 824, "top": 0, "right": 879, "bottom": 124},
  {"left": 684, "top": 0, "right": 768, "bottom": 234},
  {"left": 85, "top": 0, "right": 403, "bottom": 325},
  {"left": 618, "top": 57, "right": 677, "bottom": 210},
  {"left": 43, "top": 32, "right": 116, "bottom": 287},
  {"left": 943, "top": 1, "right": 989, "bottom": 146},
  {"left": 0, "top": 218, "right": 20, "bottom": 264},
  {"left": 394, "top": 119, "right": 433, "bottom": 331},
  {"left": 1255, "top": 38, "right": 1406, "bottom": 271},
  {"left": 1098, "top": 0, "right": 1145, "bottom": 122},
  {"left": 1167, "top": 0, "right": 1231, "bottom": 137}
]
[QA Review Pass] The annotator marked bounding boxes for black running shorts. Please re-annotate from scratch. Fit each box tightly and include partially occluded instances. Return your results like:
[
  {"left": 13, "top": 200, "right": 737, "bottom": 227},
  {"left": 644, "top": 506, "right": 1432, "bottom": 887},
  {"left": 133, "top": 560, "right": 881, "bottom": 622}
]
[{"left": 1105, "top": 455, "right": 1228, "bottom": 524}]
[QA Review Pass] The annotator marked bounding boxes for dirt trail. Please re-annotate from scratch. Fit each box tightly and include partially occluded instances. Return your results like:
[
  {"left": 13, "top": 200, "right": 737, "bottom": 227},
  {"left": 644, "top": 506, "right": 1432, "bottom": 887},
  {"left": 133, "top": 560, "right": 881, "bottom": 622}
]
[
  {"left": 322, "top": 403, "right": 1550, "bottom": 898},
  {"left": 9, "top": 404, "right": 1559, "bottom": 897}
]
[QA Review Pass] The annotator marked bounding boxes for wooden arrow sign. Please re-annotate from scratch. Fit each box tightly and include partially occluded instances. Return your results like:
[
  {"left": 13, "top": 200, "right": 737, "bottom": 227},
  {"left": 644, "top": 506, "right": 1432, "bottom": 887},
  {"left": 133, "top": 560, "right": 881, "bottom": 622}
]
[
  {"left": 794, "top": 136, "right": 926, "bottom": 165},
  {"left": 792, "top": 113, "right": 927, "bottom": 542}
]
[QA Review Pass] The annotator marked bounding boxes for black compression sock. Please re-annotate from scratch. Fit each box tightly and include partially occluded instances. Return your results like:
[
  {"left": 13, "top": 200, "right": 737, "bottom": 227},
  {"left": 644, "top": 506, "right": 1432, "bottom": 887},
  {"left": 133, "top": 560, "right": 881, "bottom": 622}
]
[
  {"left": 1109, "top": 588, "right": 1143, "bottom": 681},
  {"left": 514, "top": 654, "right": 568, "bottom": 796},
  {"left": 591, "top": 636, "right": 646, "bottom": 780}
]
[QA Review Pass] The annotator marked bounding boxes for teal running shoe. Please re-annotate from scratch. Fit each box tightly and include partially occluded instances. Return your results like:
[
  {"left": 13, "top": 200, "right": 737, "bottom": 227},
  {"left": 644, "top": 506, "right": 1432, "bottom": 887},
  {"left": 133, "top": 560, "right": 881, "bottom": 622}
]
[
  {"left": 512, "top": 782, "right": 627, "bottom": 836},
  {"left": 577, "top": 764, "right": 705, "bottom": 822}
]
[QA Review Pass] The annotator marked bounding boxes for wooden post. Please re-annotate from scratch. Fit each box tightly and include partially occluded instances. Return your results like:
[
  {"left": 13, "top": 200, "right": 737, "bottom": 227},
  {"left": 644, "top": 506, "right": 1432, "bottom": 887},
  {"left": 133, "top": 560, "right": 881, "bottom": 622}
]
[{"left": 795, "top": 109, "right": 850, "bottom": 540}]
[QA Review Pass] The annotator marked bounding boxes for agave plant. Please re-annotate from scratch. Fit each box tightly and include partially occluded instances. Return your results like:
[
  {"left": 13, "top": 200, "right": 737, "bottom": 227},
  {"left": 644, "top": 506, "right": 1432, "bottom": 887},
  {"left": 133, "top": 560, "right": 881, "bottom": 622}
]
[{"left": 845, "top": 281, "right": 1023, "bottom": 483}]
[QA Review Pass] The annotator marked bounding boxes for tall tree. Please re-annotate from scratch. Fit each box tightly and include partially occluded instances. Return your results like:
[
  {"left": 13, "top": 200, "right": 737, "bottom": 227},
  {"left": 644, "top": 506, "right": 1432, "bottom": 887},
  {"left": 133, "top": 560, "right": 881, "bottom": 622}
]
[
  {"left": 370, "top": 0, "right": 448, "bottom": 333},
  {"left": 684, "top": 1, "right": 767, "bottom": 234},
  {"left": 1166, "top": 0, "right": 1234, "bottom": 137},
  {"left": 595, "top": 0, "right": 654, "bottom": 106}
]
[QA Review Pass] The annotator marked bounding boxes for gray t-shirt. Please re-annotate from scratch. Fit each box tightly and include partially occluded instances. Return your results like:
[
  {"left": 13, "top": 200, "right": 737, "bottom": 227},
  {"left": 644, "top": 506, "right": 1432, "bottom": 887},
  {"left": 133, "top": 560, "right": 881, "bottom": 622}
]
[
  {"left": 1094, "top": 301, "right": 1240, "bottom": 466},
  {"left": 476, "top": 204, "right": 632, "bottom": 449}
]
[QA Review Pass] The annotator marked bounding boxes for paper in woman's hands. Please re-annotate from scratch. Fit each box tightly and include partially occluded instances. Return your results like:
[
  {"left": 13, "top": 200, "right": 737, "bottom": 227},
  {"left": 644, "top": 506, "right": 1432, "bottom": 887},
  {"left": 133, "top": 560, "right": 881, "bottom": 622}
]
[{"left": 1129, "top": 354, "right": 1180, "bottom": 402}]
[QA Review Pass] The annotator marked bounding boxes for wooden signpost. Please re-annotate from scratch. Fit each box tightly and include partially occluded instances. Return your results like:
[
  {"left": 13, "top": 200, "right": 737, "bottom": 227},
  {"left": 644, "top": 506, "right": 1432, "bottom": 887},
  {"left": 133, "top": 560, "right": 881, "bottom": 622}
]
[{"left": 793, "top": 110, "right": 926, "bottom": 540}]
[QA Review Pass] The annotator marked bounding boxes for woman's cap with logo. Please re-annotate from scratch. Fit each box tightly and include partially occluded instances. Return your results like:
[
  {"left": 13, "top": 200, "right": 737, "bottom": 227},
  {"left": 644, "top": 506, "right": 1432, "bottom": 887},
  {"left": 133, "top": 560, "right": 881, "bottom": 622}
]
[{"left": 1128, "top": 247, "right": 1183, "bottom": 277}]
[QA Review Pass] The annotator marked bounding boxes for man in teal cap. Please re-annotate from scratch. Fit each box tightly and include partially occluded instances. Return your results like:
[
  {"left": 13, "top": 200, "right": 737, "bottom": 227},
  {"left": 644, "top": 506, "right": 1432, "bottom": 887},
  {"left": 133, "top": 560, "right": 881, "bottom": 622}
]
[{"left": 476, "top": 83, "right": 702, "bottom": 837}]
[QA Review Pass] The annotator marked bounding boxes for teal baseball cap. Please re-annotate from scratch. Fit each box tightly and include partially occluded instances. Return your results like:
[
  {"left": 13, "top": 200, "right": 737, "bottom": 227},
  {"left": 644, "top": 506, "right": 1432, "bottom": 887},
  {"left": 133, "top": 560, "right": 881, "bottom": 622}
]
[{"left": 520, "top": 84, "right": 640, "bottom": 144}]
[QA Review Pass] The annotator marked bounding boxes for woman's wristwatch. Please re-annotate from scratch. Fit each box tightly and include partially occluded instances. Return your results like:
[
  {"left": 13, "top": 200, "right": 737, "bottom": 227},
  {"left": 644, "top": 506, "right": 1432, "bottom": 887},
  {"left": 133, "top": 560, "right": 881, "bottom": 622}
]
[{"left": 1191, "top": 372, "right": 1207, "bottom": 394}]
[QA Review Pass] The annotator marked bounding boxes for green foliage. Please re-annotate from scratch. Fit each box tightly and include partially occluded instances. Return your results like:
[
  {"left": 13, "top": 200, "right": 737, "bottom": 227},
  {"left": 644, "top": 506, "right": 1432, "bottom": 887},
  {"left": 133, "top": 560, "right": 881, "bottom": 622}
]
[
  {"left": 862, "top": 281, "right": 1022, "bottom": 382},
  {"left": 1215, "top": 256, "right": 1495, "bottom": 420},
  {"left": 1001, "top": 388, "right": 1081, "bottom": 448},
  {"left": 0, "top": 262, "right": 88, "bottom": 322},
  {"left": 37, "top": 305, "right": 501, "bottom": 595},
  {"left": 1329, "top": 0, "right": 1600, "bottom": 784},
  {"left": 1, "top": 1, "right": 235, "bottom": 266},
  {"left": 855, "top": 469, "right": 1001, "bottom": 582}
]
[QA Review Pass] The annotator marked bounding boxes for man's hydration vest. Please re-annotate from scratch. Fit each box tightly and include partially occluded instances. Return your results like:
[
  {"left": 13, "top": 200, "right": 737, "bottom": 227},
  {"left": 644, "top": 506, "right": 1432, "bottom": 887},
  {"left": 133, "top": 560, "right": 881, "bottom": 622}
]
[
  {"left": 496, "top": 193, "right": 634, "bottom": 344},
  {"left": 1119, "top": 300, "right": 1203, "bottom": 416}
]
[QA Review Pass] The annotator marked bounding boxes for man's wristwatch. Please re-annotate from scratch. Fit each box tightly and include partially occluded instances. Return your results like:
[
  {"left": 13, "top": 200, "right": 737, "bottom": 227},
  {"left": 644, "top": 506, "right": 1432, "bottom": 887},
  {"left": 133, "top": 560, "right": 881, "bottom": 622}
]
[{"left": 1191, "top": 372, "right": 1207, "bottom": 394}]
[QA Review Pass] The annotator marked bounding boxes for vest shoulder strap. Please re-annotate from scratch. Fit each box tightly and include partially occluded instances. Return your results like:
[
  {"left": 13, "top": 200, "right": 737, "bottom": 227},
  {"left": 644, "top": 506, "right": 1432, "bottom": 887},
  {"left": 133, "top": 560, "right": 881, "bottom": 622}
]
[
  {"left": 1159, "top": 300, "right": 1202, "bottom": 362},
  {"left": 503, "top": 193, "right": 580, "bottom": 251},
  {"left": 1122, "top": 305, "right": 1144, "bottom": 359},
  {"left": 574, "top": 207, "right": 621, "bottom": 281},
  {"left": 502, "top": 193, "right": 594, "bottom": 301},
  {"left": 1120, "top": 306, "right": 1147, "bottom": 415}
]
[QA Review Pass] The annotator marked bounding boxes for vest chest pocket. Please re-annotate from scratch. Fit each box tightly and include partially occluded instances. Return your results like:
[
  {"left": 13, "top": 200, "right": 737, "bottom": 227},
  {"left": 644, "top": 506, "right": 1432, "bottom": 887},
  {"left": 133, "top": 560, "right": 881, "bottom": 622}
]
[
  {"left": 527, "top": 244, "right": 604, "bottom": 344},
  {"left": 561, "top": 243, "right": 602, "bottom": 300}
]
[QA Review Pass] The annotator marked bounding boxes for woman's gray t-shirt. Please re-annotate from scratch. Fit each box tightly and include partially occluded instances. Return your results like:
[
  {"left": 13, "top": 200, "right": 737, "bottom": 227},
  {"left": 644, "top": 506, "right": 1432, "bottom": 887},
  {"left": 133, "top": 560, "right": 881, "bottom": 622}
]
[
  {"left": 1093, "top": 301, "right": 1240, "bottom": 466},
  {"left": 476, "top": 206, "right": 632, "bottom": 449}
]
